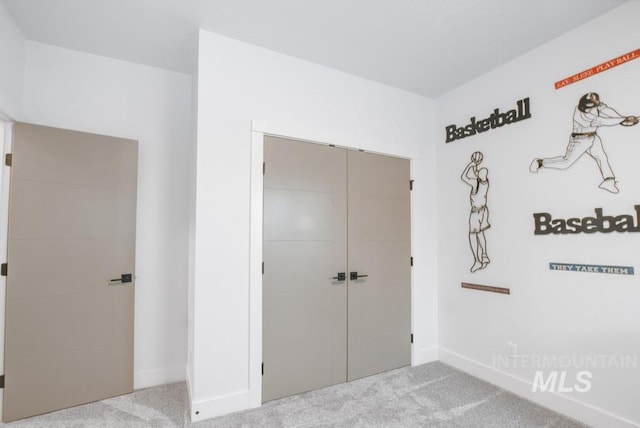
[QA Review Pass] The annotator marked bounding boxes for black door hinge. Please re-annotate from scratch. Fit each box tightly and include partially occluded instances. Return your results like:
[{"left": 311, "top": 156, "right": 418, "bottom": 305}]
[
  {"left": 5, "top": 154, "right": 12, "bottom": 167},
  {"left": 410, "top": 257, "right": 413, "bottom": 267},
  {"left": 262, "top": 262, "right": 264, "bottom": 275},
  {"left": 0, "top": 375, "right": 4, "bottom": 388},
  {"left": 411, "top": 333, "right": 414, "bottom": 344},
  {"left": 1, "top": 263, "right": 7, "bottom": 276},
  {"left": 262, "top": 363, "right": 264, "bottom": 376},
  {"left": 263, "top": 162, "right": 265, "bottom": 175},
  {"left": 409, "top": 180, "right": 414, "bottom": 191}
]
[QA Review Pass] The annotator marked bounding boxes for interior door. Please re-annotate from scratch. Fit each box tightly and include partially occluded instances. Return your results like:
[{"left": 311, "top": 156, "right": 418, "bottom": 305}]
[
  {"left": 262, "top": 136, "right": 411, "bottom": 401},
  {"left": 3, "top": 122, "right": 138, "bottom": 422},
  {"left": 262, "top": 135, "right": 347, "bottom": 402},
  {"left": 347, "top": 150, "right": 411, "bottom": 380}
]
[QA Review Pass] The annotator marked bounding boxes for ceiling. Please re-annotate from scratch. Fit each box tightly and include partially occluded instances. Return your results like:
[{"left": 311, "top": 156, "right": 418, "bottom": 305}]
[{"left": 1, "top": 0, "right": 627, "bottom": 98}]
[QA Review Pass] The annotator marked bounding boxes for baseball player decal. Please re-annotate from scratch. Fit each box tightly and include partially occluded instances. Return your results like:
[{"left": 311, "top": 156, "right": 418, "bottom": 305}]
[
  {"left": 529, "top": 92, "right": 639, "bottom": 193},
  {"left": 461, "top": 152, "right": 491, "bottom": 273}
]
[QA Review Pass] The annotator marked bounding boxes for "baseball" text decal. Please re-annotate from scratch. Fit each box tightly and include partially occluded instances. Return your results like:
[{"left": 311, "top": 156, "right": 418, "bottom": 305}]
[{"left": 534, "top": 205, "right": 640, "bottom": 235}]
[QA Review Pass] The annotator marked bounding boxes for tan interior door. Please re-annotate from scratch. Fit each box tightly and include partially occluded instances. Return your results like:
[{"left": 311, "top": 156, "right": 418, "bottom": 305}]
[
  {"left": 347, "top": 150, "right": 411, "bottom": 380},
  {"left": 262, "top": 136, "right": 410, "bottom": 401},
  {"left": 3, "top": 122, "right": 138, "bottom": 422},
  {"left": 262, "top": 135, "right": 347, "bottom": 402}
]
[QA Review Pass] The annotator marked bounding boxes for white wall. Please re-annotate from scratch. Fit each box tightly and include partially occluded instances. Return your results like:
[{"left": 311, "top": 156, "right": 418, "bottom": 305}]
[
  {"left": 190, "top": 30, "right": 437, "bottom": 421},
  {"left": 0, "top": 2, "right": 25, "bottom": 119},
  {"left": 436, "top": 3, "right": 639, "bottom": 427},
  {"left": 186, "top": 51, "right": 199, "bottom": 403},
  {"left": 21, "top": 42, "right": 193, "bottom": 389}
]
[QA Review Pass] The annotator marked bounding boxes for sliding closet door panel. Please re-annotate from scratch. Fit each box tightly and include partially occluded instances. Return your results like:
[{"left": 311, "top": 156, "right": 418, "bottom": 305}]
[
  {"left": 347, "top": 151, "right": 411, "bottom": 381},
  {"left": 262, "top": 136, "right": 347, "bottom": 402}
]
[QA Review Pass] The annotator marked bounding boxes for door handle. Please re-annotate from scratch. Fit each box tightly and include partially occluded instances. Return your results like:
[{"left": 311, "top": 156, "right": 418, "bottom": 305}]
[
  {"left": 332, "top": 272, "right": 346, "bottom": 281},
  {"left": 350, "top": 272, "right": 368, "bottom": 280},
  {"left": 109, "top": 273, "right": 133, "bottom": 285}
]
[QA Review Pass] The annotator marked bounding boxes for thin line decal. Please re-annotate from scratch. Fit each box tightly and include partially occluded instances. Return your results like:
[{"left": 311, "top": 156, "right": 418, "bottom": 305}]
[{"left": 461, "top": 282, "right": 510, "bottom": 294}]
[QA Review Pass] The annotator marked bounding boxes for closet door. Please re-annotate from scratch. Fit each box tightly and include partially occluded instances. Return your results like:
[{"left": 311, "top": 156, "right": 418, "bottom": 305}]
[
  {"left": 347, "top": 150, "right": 411, "bottom": 380},
  {"left": 262, "top": 136, "right": 347, "bottom": 402},
  {"left": 262, "top": 136, "right": 411, "bottom": 401}
]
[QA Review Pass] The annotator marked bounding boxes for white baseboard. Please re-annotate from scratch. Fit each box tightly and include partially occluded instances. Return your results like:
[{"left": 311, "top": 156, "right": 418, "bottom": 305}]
[
  {"left": 185, "top": 365, "right": 193, "bottom": 415},
  {"left": 134, "top": 366, "right": 186, "bottom": 390},
  {"left": 189, "top": 390, "right": 252, "bottom": 423},
  {"left": 414, "top": 346, "right": 438, "bottom": 366},
  {"left": 438, "top": 348, "right": 640, "bottom": 428}
]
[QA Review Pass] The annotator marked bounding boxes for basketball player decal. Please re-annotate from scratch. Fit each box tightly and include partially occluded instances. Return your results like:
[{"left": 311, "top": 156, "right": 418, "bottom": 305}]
[
  {"left": 461, "top": 152, "right": 491, "bottom": 273},
  {"left": 529, "top": 93, "right": 639, "bottom": 194}
]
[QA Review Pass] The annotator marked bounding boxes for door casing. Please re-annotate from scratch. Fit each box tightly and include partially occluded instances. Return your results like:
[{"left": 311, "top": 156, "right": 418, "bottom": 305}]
[{"left": 0, "top": 121, "right": 12, "bottom": 421}]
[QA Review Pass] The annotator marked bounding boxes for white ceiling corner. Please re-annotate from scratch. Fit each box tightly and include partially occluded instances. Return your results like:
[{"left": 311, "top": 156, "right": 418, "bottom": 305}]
[{"left": 0, "top": 0, "right": 628, "bottom": 98}]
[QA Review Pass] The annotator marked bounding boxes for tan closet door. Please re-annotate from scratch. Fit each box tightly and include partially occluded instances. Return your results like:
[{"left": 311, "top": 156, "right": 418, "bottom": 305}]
[
  {"left": 262, "top": 136, "right": 347, "bottom": 402},
  {"left": 3, "top": 123, "right": 138, "bottom": 422},
  {"left": 347, "top": 150, "right": 411, "bottom": 380}
]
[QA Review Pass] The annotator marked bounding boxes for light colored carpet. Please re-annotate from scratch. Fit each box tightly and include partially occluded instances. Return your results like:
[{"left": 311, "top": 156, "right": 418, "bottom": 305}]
[{"left": 1, "top": 362, "right": 589, "bottom": 427}]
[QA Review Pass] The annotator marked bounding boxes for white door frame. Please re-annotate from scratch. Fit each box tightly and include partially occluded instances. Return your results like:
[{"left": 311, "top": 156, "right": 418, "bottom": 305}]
[
  {"left": 248, "top": 120, "right": 416, "bottom": 408},
  {"left": 0, "top": 119, "right": 13, "bottom": 422}
]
